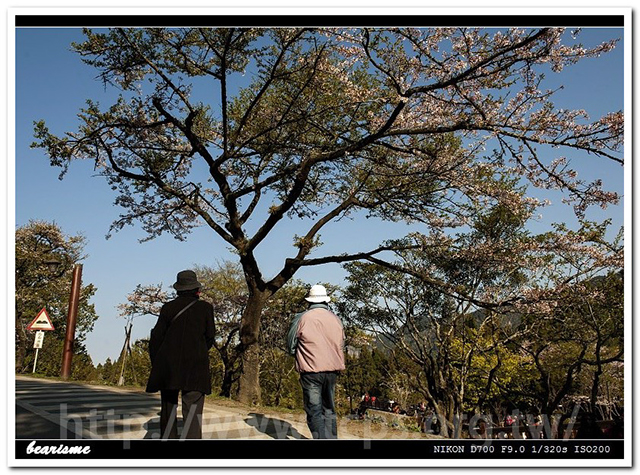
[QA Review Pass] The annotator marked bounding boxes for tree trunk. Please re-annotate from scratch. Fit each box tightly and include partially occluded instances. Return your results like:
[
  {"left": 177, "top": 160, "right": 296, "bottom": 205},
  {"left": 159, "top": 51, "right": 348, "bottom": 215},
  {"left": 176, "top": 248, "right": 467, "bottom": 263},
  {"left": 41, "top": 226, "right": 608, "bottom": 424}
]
[
  {"left": 589, "top": 341, "right": 603, "bottom": 431},
  {"left": 428, "top": 400, "right": 449, "bottom": 438},
  {"left": 237, "top": 342, "right": 261, "bottom": 404},
  {"left": 236, "top": 290, "right": 268, "bottom": 405},
  {"left": 220, "top": 365, "right": 236, "bottom": 398},
  {"left": 452, "top": 390, "right": 465, "bottom": 439}
]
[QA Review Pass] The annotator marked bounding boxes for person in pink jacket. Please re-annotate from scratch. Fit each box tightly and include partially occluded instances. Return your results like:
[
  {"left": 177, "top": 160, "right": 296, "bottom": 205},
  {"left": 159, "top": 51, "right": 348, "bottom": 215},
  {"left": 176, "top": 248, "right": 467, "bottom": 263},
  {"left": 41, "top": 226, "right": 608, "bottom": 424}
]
[{"left": 287, "top": 284, "right": 345, "bottom": 439}]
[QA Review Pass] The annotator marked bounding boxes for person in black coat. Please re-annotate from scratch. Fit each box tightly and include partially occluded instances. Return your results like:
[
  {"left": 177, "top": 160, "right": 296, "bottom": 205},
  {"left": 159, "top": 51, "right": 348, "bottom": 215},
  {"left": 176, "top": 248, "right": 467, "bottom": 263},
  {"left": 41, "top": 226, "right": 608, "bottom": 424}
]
[{"left": 146, "top": 270, "right": 215, "bottom": 439}]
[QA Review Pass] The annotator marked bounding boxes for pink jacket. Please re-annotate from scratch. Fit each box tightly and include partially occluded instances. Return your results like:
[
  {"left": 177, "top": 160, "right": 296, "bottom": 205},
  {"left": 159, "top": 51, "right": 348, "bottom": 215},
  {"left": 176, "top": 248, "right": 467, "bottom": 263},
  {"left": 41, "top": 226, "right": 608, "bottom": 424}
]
[{"left": 288, "top": 305, "right": 345, "bottom": 373}]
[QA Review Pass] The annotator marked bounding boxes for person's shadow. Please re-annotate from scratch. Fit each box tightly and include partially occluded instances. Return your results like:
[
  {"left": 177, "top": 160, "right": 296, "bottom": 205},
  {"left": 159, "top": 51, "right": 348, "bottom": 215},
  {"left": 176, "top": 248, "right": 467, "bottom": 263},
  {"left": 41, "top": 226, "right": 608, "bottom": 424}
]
[
  {"left": 141, "top": 413, "right": 308, "bottom": 439},
  {"left": 142, "top": 414, "right": 163, "bottom": 439},
  {"left": 245, "top": 413, "right": 308, "bottom": 439}
]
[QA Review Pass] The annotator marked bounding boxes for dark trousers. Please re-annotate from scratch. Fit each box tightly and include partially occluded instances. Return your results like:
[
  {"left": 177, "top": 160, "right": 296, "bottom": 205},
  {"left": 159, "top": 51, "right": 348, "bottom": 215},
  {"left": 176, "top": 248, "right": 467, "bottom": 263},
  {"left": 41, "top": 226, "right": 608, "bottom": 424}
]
[
  {"left": 160, "top": 389, "right": 205, "bottom": 439},
  {"left": 300, "top": 371, "right": 338, "bottom": 439}
]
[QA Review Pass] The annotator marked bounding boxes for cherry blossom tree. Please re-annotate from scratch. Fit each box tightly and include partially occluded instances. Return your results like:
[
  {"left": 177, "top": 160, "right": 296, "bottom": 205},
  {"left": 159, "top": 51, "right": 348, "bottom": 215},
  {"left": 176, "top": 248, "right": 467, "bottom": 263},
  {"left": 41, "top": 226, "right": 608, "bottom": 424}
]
[
  {"left": 32, "top": 27, "right": 623, "bottom": 403},
  {"left": 116, "top": 284, "right": 169, "bottom": 385},
  {"left": 341, "top": 203, "right": 622, "bottom": 437},
  {"left": 340, "top": 199, "right": 538, "bottom": 437},
  {"left": 507, "top": 223, "right": 623, "bottom": 435},
  {"left": 117, "top": 283, "right": 168, "bottom": 319}
]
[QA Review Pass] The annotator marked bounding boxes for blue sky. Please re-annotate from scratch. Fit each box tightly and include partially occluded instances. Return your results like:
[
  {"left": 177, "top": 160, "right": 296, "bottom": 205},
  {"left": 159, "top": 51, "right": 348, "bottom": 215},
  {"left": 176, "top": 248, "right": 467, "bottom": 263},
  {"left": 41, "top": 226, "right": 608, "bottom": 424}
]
[{"left": 14, "top": 27, "right": 626, "bottom": 365}]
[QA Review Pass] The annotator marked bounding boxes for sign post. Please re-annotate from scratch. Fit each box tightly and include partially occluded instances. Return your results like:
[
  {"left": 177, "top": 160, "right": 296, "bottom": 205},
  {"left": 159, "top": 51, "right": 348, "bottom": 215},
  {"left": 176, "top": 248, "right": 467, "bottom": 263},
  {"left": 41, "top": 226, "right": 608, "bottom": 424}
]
[
  {"left": 27, "top": 308, "right": 55, "bottom": 374},
  {"left": 32, "top": 331, "right": 45, "bottom": 373}
]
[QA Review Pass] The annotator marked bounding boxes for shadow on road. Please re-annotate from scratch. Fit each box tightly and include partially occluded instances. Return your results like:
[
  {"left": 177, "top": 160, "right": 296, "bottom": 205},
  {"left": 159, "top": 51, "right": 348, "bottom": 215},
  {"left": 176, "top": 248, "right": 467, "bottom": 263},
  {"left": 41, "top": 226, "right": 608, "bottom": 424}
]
[
  {"left": 15, "top": 404, "right": 80, "bottom": 439},
  {"left": 142, "top": 413, "right": 162, "bottom": 439},
  {"left": 245, "top": 413, "right": 308, "bottom": 439}
]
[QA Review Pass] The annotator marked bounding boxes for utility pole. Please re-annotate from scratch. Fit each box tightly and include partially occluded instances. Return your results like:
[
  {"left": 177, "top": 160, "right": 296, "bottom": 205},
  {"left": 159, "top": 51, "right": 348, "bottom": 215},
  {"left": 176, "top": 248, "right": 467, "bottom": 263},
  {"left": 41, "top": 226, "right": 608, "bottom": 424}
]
[{"left": 61, "top": 264, "right": 82, "bottom": 379}]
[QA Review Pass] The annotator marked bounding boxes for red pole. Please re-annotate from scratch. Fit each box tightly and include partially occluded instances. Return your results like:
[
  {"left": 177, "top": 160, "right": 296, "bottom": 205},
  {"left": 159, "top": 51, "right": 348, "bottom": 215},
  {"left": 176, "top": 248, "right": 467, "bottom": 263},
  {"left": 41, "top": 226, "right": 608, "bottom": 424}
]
[{"left": 61, "top": 264, "right": 82, "bottom": 379}]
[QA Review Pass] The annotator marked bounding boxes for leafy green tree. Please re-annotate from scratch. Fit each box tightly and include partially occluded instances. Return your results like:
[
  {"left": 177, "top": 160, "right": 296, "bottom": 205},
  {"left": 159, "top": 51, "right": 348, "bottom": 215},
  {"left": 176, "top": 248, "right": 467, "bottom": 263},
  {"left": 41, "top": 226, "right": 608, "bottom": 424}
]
[
  {"left": 258, "top": 279, "right": 308, "bottom": 406},
  {"left": 342, "top": 328, "right": 376, "bottom": 411},
  {"left": 259, "top": 349, "right": 302, "bottom": 409},
  {"left": 32, "top": 27, "right": 622, "bottom": 403},
  {"left": 96, "top": 358, "right": 116, "bottom": 384},
  {"left": 343, "top": 347, "right": 385, "bottom": 412},
  {"left": 581, "top": 271, "right": 624, "bottom": 424},
  {"left": 460, "top": 333, "right": 537, "bottom": 418},
  {"left": 15, "top": 220, "right": 98, "bottom": 375},
  {"left": 101, "top": 358, "right": 118, "bottom": 384},
  {"left": 115, "top": 339, "right": 152, "bottom": 387},
  {"left": 71, "top": 352, "right": 100, "bottom": 381},
  {"left": 30, "top": 335, "right": 95, "bottom": 380},
  {"left": 194, "top": 262, "right": 246, "bottom": 397}
]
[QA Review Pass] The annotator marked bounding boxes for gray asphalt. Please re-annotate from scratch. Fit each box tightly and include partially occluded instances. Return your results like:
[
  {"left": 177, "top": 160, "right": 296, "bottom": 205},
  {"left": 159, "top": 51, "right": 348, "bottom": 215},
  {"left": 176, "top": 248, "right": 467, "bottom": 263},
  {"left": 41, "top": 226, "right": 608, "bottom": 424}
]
[{"left": 16, "top": 404, "right": 80, "bottom": 439}]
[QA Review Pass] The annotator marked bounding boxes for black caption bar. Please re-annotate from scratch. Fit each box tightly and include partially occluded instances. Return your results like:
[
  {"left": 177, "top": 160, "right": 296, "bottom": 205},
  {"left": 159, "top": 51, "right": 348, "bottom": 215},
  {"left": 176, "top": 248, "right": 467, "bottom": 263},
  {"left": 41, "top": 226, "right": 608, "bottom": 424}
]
[
  {"left": 15, "top": 15, "right": 625, "bottom": 28},
  {"left": 16, "top": 439, "right": 624, "bottom": 460}
]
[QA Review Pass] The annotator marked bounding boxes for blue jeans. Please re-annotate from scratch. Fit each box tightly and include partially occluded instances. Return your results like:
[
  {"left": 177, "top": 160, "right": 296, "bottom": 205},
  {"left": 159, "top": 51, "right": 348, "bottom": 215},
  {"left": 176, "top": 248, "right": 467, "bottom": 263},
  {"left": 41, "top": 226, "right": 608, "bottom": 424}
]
[{"left": 300, "top": 371, "right": 338, "bottom": 439}]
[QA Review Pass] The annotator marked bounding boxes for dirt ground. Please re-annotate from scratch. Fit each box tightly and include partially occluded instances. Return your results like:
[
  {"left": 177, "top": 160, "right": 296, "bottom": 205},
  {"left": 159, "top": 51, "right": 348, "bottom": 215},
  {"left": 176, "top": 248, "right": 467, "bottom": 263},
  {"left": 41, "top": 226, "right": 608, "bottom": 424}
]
[
  {"left": 207, "top": 395, "right": 442, "bottom": 439},
  {"left": 338, "top": 418, "right": 444, "bottom": 439}
]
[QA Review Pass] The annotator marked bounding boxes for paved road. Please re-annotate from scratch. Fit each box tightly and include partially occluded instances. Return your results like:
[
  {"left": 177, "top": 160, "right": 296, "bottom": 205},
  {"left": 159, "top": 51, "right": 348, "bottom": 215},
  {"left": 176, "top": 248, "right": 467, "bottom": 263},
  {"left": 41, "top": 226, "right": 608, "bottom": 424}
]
[{"left": 16, "top": 376, "right": 309, "bottom": 440}]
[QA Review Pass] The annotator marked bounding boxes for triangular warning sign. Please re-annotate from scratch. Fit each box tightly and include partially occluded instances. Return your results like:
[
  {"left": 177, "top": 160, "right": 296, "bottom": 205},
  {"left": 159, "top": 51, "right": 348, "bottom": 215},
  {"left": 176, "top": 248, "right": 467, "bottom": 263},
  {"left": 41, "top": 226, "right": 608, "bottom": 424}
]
[{"left": 26, "top": 308, "right": 55, "bottom": 331}]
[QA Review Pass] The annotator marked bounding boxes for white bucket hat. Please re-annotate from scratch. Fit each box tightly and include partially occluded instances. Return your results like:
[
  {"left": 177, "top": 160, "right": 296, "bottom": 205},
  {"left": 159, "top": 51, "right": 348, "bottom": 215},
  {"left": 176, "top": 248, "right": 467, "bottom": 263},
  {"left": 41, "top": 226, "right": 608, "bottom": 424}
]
[{"left": 305, "top": 284, "right": 331, "bottom": 303}]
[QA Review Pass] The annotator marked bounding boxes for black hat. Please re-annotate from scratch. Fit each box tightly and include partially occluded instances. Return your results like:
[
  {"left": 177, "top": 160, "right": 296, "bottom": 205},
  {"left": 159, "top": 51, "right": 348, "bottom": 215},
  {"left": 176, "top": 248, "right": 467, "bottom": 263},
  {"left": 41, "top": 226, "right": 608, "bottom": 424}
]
[{"left": 173, "top": 270, "right": 202, "bottom": 291}]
